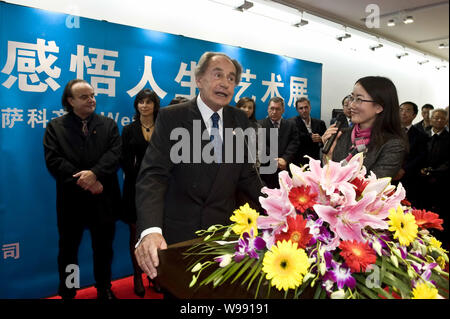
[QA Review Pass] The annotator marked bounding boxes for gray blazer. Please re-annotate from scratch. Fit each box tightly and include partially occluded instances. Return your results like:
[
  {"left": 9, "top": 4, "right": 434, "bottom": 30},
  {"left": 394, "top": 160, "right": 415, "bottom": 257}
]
[{"left": 332, "top": 128, "right": 407, "bottom": 178}]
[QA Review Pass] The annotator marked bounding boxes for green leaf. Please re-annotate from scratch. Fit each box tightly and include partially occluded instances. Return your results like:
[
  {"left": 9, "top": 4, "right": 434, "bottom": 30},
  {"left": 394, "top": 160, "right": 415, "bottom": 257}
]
[{"left": 231, "top": 258, "right": 255, "bottom": 284}]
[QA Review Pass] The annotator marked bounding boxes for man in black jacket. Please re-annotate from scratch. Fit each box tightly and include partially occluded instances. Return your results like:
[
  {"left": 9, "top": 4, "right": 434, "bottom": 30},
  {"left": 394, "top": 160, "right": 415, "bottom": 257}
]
[
  {"left": 134, "top": 52, "right": 263, "bottom": 280},
  {"left": 43, "top": 79, "right": 121, "bottom": 300},
  {"left": 258, "top": 96, "right": 299, "bottom": 188},
  {"left": 290, "top": 97, "right": 326, "bottom": 165},
  {"left": 395, "top": 102, "right": 429, "bottom": 207}
]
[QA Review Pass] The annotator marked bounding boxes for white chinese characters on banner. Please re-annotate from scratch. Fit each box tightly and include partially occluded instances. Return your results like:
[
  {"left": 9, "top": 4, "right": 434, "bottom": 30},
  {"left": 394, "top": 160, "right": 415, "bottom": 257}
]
[
  {"left": 2, "top": 242, "right": 20, "bottom": 260},
  {"left": 70, "top": 45, "right": 120, "bottom": 97},
  {"left": 234, "top": 68, "right": 256, "bottom": 103},
  {"left": 2, "top": 107, "right": 24, "bottom": 128},
  {"left": 174, "top": 61, "right": 197, "bottom": 99},
  {"left": 127, "top": 56, "right": 167, "bottom": 99},
  {"left": 288, "top": 76, "right": 308, "bottom": 107},
  {"left": 1, "top": 38, "right": 61, "bottom": 92},
  {"left": 261, "top": 73, "right": 284, "bottom": 103}
]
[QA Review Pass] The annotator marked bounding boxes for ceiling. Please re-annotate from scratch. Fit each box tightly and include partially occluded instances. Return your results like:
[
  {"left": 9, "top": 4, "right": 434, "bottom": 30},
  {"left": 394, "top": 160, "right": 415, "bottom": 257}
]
[{"left": 272, "top": 0, "right": 449, "bottom": 61}]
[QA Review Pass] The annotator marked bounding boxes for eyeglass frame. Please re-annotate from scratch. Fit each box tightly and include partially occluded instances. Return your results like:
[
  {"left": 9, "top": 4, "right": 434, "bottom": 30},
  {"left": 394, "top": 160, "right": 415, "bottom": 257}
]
[{"left": 347, "top": 95, "right": 376, "bottom": 105}]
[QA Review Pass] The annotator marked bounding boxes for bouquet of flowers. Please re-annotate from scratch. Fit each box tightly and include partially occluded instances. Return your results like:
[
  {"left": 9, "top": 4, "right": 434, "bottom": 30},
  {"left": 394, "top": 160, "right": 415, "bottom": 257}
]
[{"left": 186, "top": 154, "right": 449, "bottom": 299}]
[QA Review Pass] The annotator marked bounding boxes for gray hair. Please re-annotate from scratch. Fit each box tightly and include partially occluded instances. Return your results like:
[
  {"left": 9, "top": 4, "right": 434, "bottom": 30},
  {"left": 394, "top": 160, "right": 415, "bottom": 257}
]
[
  {"left": 268, "top": 96, "right": 285, "bottom": 108},
  {"left": 195, "top": 52, "right": 242, "bottom": 85}
]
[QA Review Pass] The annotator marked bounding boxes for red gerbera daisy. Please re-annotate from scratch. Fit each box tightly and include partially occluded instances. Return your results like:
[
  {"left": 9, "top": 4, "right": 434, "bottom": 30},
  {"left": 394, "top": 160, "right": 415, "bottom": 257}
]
[
  {"left": 411, "top": 209, "right": 444, "bottom": 231},
  {"left": 350, "top": 177, "right": 369, "bottom": 198},
  {"left": 275, "top": 214, "right": 312, "bottom": 249},
  {"left": 288, "top": 185, "right": 317, "bottom": 213},
  {"left": 339, "top": 240, "right": 377, "bottom": 273}
]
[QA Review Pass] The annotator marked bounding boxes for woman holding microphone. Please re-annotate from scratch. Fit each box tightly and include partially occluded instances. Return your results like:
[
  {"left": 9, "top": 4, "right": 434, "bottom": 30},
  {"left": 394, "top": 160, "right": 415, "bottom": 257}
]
[{"left": 321, "top": 76, "right": 407, "bottom": 178}]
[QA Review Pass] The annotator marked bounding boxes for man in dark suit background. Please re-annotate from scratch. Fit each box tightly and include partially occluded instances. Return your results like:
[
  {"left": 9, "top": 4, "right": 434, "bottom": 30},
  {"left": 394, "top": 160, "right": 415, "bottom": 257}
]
[
  {"left": 258, "top": 96, "right": 299, "bottom": 189},
  {"left": 134, "top": 52, "right": 263, "bottom": 279},
  {"left": 413, "top": 103, "right": 434, "bottom": 135},
  {"left": 330, "top": 95, "right": 352, "bottom": 128},
  {"left": 290, "top": 97, "right": 326, "bottom": 165},
  {"left": 394, "top": 101, "right": 429, "bottom": 207}
]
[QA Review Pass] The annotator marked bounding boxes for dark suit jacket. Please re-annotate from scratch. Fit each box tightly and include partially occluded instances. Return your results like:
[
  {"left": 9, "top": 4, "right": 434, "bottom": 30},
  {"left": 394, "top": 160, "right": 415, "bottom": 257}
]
[
  {"left": 426, "top": 130, "right": 449, "bottom": 174},
  {"left": 43, "top": 112, "right": 121, "bottom": 220},
  {"left": 290, "top": 116, "right": 326, "bottom": 165},
  {"left": 402, "top": 125, "right": 429, "bottom": 178},
  {"left": 413, "top": 120, "right": 431, "bottom": 135},
  {"left": 135, "top": 98, "right": 263, "bottom": 245},
  {"left": 257, "top": 117, "right": 299, "bottom": 188},
  {"left": 121, "top": 119, "right": 149, "bottom": 223}
]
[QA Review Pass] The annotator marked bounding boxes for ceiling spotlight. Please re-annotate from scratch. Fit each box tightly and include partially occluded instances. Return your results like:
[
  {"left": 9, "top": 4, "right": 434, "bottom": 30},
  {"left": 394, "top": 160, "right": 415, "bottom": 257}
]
[
  {"left": 418, "top": 59, "right": 429, "bottom": 65},
  {"left": 403, "top": 16, "right": 414, "bottom": 24},
  {"left": 293, "top": 19, "right": 309, "bottom": 27},
  {"left": 336, "top": 33, "right": 351, "bottom": 41},
  {"left": 236, "top": 0, "right": 253, "bottom": 12},
  {"left": 435, "top": 65, "right": 447, "bottom": 70},
  {"left": 396, "top": 52, "right": 409, "bottom": 59},
  {"left": 369, "top": 44, "right": 383, "bottom": 51},
  {"left": 438, "top": 43, "right": 449, "bottom": 49},
  {"left": 387, "top": 19, "right": 396, "bottom": 27}
]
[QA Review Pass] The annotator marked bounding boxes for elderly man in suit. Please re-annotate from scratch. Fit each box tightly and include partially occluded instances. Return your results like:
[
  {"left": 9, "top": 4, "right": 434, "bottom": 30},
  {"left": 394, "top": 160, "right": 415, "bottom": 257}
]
[
  {"left": 394, "top": 101, "right": 429, "bottom": 207},
  {"left": 134, "top": 52, "right": 263, "bottom": 279},
  {"left": 258, "top": 96, "right": 299, "bottom": 189},
  {"left": 290, "top": 97, "right": 326, "bottom": 165}
]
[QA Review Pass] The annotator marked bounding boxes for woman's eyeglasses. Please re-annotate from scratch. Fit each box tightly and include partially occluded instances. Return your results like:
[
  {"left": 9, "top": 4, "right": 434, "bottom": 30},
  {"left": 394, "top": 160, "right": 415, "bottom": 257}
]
[{"left": 347, "top": 95, "right": 376, "bottom": 105}]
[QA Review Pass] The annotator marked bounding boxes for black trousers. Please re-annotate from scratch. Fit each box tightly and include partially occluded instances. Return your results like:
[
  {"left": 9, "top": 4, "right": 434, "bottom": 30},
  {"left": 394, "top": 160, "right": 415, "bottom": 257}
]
[{"left": 56, "top": 197, "right": 115, "bottom": 298}]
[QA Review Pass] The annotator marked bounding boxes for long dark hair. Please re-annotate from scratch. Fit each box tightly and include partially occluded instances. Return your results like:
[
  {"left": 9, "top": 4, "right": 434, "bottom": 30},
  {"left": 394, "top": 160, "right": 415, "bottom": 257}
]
[
  {"left": 236, "top": 97, "right": 257, "bottom": 122},
  {"left": 356, "top": 76, "right": 406, "bottom": 151},
  {"left": 133, "top": 88, "right": 160, "bottom": 121}
]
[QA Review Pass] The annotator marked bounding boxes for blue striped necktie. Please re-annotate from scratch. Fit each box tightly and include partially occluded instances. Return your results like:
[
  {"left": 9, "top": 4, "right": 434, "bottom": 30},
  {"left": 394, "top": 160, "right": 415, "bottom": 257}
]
[{"left": 210, "top": 112, "right": 222, "bottom": 163}]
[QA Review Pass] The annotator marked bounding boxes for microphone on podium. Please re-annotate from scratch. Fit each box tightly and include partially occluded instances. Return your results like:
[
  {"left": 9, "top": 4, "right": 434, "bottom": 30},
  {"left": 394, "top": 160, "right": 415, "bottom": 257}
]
[{"left": 322, "top": 113, "right": 347, "bottom": 155}]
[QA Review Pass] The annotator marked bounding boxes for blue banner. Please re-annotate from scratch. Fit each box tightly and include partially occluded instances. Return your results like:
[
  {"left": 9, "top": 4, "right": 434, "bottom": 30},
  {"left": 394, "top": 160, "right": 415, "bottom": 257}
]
[{"left": 0, "top": 2, "right": 322, "bottom": 298}]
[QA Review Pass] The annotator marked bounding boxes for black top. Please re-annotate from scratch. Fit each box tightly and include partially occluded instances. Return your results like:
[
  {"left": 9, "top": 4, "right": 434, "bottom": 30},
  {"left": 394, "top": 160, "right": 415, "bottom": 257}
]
[{"left": 121, "top": 119, "right": 150, "bottom": 223}]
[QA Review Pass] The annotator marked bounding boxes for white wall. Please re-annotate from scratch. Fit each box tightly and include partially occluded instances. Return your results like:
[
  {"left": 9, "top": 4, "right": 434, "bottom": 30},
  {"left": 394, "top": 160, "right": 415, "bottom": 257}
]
[{"left": 6, "top": 0, "right": 449, "bottom": 124}]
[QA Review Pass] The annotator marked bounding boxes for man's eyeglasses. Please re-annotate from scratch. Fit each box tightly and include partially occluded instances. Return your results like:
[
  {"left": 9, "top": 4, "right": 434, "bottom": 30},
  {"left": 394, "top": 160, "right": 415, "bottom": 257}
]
[{"left": 347, "top": 95, "right": 375, "bottom": 105}]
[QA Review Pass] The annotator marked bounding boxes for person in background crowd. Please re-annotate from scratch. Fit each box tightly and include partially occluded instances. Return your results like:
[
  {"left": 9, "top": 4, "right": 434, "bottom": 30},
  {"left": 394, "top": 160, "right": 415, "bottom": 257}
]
[
  {"left": 121, "top": 89, "right": 160, "bottom": 297},
  {"left": 43, "top": 79, "right": 121, "bottom": 300},
  {"left": 258, "top": 96, "right": 299, "bottom": 188},
  {"left": 393, "top": 101, "right": 429, "bottom": 207},
  {"left": 445, "top": 106, "right": 449, "bottom": 132},
  {"left": 414, "top": 104, "right": 434, "bottom": 135},
  {"left": 330, "top": 95, "right": 352, "bottom": 127},
  {"left": 134, "top": 52, "right": 263, "bottom": 280},
  {"left": 290, "top": 97, "right": 326, "bottom": 165},
  {"left": 169, "top": 96, "right": 189, "bottom": 105},
  {"left": 236, "top": 96, "right": 261, "bottom": 167},
  {"left": 420, "top": 109, "right": 449, "bottom": 217},
  {"left": 321, "top": 76, "right": 407, "bottom": 179}
]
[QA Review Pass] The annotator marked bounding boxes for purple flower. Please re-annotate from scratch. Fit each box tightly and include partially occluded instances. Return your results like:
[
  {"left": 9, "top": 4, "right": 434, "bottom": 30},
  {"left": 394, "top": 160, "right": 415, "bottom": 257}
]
[
  {"left": 323, "top": 260, "right": 356, "bottom": 290},
  {"left": 234, "top": 229, "right": 266, "bottom": 262}
]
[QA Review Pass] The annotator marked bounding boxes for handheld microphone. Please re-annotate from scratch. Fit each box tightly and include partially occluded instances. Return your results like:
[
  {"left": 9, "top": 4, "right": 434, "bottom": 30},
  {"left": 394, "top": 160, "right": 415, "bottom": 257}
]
[{"left": 322, "top": 113, "right": 346, "bottom": 154}]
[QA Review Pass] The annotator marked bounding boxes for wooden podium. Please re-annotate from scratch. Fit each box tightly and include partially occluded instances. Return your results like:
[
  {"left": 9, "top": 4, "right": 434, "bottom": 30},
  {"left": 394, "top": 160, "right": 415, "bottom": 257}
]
[{"left": 154, "top": 239, "right": 314, "bottom": 299}]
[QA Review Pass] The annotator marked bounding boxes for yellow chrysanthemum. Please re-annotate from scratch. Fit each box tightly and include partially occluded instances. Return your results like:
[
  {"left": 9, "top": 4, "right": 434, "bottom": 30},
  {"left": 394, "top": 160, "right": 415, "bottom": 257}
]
[
  {"left": 437, "top": 256, "right": 446, "bottom": 270},
  {"left": 429, "top": 237, "right": 442, "bottom": 249},
  {"left": 230, "top": 203, "right": 259, "bottom": 236},
  {"left": 388, "top": 206, "right": 418, "bottom": 247},
  {"left": 412, "top": 282, "right": 439, "bottom": 299},
  {"left": 262, "top": 240, "right": 310, "bottom": 291}
]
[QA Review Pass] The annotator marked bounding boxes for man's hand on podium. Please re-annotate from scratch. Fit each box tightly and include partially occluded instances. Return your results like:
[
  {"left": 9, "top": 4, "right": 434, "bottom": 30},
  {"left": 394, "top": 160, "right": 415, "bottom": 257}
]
[{"left": 135, "top": 233, "right": 168, "bottom": 279}]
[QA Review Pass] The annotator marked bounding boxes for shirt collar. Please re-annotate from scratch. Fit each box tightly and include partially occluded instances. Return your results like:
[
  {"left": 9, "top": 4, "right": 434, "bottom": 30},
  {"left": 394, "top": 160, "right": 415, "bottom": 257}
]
[{"left": 197, "top": 94, "right": 223, "bottom": 126}]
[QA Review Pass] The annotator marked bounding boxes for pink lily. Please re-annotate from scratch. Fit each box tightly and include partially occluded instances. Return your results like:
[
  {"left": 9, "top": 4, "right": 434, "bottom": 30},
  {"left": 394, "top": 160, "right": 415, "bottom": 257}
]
[
  {"left": 314, "top": 191, "right": 388, "bottom": 242},
  {"left": 257, "top": 171, "right": 296, "bottom": 235}
]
